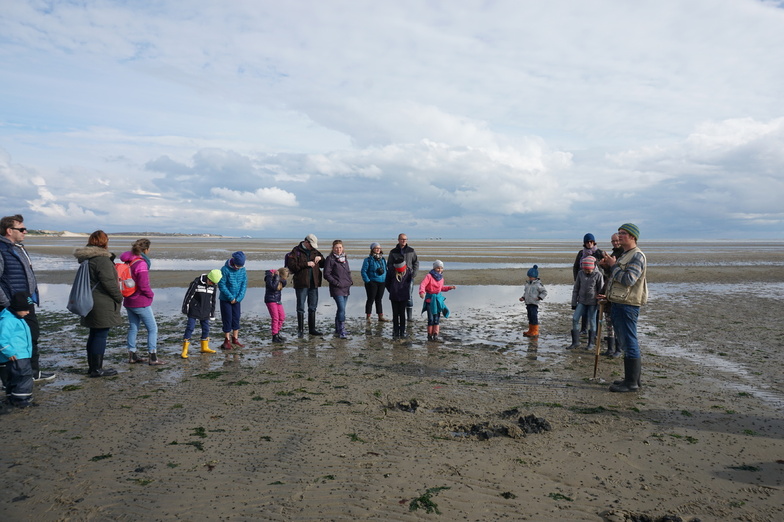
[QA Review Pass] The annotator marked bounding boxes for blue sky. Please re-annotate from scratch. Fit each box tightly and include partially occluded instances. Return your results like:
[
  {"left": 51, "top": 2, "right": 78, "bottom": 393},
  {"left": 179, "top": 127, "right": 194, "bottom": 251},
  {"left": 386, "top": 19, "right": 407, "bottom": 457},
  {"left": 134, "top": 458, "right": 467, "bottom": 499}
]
[{"left": 2, "top": 0, "right": 783, "bottom": 240}]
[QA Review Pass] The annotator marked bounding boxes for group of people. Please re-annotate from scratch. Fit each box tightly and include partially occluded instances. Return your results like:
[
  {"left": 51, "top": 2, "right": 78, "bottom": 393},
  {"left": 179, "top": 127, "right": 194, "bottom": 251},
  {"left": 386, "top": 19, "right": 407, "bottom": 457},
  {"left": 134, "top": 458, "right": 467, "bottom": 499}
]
[
  {"left": 1, "top": 213, "right": 645, "bottom": 409},
  {"left": 280, "top": 233, "right": 455, "bottom": 342},
  {"left": 518, "top": 223, "right": 648, "bottom": 393}
]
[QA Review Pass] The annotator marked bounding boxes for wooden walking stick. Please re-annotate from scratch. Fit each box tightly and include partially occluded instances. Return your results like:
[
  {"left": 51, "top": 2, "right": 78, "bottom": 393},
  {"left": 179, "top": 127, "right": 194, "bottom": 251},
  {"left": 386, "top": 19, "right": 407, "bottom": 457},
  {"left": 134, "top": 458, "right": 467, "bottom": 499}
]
[{"left": 592, "top": 300, "right": 606, "bottom": 379}]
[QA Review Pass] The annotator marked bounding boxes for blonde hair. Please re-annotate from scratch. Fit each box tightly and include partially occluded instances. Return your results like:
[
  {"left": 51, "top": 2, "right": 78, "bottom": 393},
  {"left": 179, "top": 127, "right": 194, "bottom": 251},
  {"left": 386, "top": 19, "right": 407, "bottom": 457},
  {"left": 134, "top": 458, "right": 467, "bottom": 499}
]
[{"left": 277, "top": 267, "right": 290, "bottom": 291}]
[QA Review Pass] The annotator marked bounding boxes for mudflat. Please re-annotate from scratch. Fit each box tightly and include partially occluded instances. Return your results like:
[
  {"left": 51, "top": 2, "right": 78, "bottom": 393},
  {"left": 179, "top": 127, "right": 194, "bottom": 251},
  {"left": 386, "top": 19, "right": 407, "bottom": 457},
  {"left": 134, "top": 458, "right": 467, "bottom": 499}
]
[{"left": 2, "top": 239, "right": 783, "bottom": 521}]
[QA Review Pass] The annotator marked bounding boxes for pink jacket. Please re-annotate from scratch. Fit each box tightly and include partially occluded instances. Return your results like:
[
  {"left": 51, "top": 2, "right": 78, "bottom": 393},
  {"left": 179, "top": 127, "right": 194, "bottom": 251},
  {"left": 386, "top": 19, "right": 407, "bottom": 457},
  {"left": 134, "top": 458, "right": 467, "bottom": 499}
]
[
  {"left": 119, "top": 251, "right": 154, "bottom": 308},
  {"left": 419, "top": 273, "right": 455, "bottom": 297}
]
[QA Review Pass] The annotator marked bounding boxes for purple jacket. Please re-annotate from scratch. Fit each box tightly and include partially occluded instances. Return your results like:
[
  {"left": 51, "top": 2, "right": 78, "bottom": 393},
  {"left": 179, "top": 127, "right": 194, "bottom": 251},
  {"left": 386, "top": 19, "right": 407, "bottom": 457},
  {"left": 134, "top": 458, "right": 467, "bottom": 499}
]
[
  {"left": 323, "top": 254, "right": 352, "bottom": 297},
  {"left": 119, "top": 251, "right": 154, "bottom": 308}
]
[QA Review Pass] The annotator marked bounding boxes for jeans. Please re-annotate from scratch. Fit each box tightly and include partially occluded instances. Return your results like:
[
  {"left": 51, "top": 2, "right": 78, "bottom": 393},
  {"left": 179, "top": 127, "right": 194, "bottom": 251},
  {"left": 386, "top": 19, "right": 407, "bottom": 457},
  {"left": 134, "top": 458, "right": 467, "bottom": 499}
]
[
  {"left": 364, "top": 281, "right": 385, "bottom": 314},
  {"left": 295, "top": 287, "right": 319, "bottom": 314},
  {"left": 333, "top": 295, "right": 348, "bottom": 322},
  {"left": 220, "top": 300, "right": 242, "bottom": 332},
  {"left": 87, "top": 327, "right": 110, "bottom": 356},
  {"left": 611, "top": 303, "right": 641, "bottom": 359},
  {"left": 526, "top": 304, "right": 539, "bottom": 325},
  {"left": 572, "top": 303, "right": 597, "bottom": 331},
  {"left": 126, "top": 306, "right": 158, "bottom": 353},
  {"left": 426, "top": 308, "right": 441, "bottom": 326},
  {"left": 266, "top": 302, "right": 285, "bottom": 334},
  {"left": 184, "top": 317, "right": 211, "bottom": 340}
]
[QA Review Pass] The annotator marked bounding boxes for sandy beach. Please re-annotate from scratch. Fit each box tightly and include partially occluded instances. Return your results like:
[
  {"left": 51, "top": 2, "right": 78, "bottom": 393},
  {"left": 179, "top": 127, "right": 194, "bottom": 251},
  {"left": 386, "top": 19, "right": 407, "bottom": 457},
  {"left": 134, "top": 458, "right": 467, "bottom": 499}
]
[{"left": 1, "top": 239, "right": 783, "bottom": 521}]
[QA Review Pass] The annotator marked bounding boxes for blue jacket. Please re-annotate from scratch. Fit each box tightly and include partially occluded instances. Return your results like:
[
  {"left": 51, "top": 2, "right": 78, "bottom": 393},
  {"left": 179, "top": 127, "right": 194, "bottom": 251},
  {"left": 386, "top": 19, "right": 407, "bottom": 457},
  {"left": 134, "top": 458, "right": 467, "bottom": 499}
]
[
  {"left": 361, "top": 255, "right": 387, "bottom": 283},
  {"left": 0, "top": 237, "right": 39, "bottom": 308},
  {"left": 218, "top": 260, "right": 247, "bottom": 302},
  {"left": 0, "top": 308, "right": 33, "bottom": 362}
]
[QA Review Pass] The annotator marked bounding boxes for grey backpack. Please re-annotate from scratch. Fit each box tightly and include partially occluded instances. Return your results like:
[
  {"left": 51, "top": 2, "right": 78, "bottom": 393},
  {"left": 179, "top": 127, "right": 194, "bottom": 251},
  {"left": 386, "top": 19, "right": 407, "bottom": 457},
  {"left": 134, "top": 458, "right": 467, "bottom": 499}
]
[{"left": 67, "top": 260, "right": 96, "bottom": 317}]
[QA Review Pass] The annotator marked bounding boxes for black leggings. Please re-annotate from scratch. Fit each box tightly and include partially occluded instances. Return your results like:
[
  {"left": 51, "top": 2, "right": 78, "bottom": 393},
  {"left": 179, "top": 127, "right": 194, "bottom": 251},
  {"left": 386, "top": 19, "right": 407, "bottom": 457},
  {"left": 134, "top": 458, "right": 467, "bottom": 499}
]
[{"left": 364, "top": 281, "right": 385, "bottom": 314}]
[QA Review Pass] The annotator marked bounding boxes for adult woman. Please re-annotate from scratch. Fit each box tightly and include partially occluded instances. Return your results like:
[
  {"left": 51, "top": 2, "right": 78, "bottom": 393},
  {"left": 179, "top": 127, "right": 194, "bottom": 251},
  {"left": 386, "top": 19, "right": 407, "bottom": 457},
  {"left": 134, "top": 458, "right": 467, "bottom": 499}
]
[
  {"left": 323, "top": 239, "right": 353, "bottom": 339},
  {"left": 120, "top": 238, "right": 164, "bottom": 365},
  {"left": 360, "top": 242, "right": 388, "bottom": 322},
  {"left": 73, "top": 230, "right": 123, "bottom": 377}
]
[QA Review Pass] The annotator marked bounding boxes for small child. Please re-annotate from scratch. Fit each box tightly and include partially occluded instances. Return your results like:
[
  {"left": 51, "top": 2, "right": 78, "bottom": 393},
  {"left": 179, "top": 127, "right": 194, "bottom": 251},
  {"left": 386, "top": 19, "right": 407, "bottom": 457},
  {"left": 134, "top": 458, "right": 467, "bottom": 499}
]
[
  {"left": 419, "top": 260, "right": 456, "bottom": 342},
  {"left": 385, "top": 256, "right": 413, "bottom": 338},
  {"left": 180, "top": 269, "right": 222, "bottom": 358},
  {"left": 0, "top": 292, "right": 35, "bottom": 408},
  {"left": 519, "top": 264, "right": 547, "bottom": 337},
  {"left": 567, "top": 256, "right": 605, "bottom": 350},
  {"left": 219, "top": 251, "right": 248, "bottom": 349},
  {"left": 265, "top": 267, "right": 290, "bottom": 344}
]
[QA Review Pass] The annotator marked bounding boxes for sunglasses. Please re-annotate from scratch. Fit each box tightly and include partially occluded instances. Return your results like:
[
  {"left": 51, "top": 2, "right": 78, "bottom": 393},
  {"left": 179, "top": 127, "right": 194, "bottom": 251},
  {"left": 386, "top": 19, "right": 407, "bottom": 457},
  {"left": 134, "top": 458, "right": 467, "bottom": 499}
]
[{"left": 11, "top": 227, "right": 28, "bottom": 233}]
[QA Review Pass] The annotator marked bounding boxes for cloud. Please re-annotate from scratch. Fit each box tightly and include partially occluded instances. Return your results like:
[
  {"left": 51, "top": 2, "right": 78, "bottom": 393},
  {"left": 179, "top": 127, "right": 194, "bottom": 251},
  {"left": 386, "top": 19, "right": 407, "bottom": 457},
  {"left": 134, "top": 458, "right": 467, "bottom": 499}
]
[{"left": 1, "top": 1, "right": 784, "bottom": 238}]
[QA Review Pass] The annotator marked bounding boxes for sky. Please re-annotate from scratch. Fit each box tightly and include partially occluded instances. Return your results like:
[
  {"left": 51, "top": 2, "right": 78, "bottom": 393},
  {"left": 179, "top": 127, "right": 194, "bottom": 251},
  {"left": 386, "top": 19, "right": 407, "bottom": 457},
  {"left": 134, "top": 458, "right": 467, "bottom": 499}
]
[{"left": 2, "top": 0, "right": 784, "bottom": 240}]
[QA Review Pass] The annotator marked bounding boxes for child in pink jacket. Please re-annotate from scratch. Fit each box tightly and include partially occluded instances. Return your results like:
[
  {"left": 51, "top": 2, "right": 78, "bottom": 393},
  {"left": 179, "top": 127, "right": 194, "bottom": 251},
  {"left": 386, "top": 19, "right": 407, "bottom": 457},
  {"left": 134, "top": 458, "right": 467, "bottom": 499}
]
[{"left": 418, "top": 260, "right": 456, "bottom": 342}]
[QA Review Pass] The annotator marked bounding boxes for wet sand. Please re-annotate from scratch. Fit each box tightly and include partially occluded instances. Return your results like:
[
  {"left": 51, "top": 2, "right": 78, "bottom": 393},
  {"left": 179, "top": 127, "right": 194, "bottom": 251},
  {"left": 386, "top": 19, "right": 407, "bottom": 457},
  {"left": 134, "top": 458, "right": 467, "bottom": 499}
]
[{"left": 2, "top": 240, "right": 783, "bottom": 521}]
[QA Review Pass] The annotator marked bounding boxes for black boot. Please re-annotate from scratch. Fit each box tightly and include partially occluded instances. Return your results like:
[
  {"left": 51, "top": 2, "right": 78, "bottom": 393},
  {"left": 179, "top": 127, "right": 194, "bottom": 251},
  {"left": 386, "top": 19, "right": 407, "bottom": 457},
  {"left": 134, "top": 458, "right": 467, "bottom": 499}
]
[
  {"left": 566, "top": 329, "right": 581, "bottom": 350},
  {"left": 603, "top": 337, "right": 615, "bottom": 357},
  {"left": 609, "top": 358, "right": 640, "bottom": 392},
  {"left": 586, "top": 330, "right": 596, "bottom": 351},
  {"left": 297, "top": 313, "right": 305, "bottom": 338},
  {"left": 406, "top": 307, "right": 413, "bottom": 322},
  {"left": 88, "top": 353, "right": 118, "bottom": 378},
  {"left": 272, "top": 333, "right": 285, "bottom": 344},
  {"left": 308, "top": 311, "right": 323, "bottom": 336}
]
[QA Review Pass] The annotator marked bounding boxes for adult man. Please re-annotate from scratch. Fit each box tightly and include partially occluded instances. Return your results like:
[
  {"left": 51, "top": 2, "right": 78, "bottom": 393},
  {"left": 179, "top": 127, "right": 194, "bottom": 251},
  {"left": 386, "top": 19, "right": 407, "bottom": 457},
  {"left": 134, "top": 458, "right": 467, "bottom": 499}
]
[
  {"left": 600, "top": 223, "right": 647, "bottom": 393},
  {"left": 601, "top": 233, "right": 624, "bottom": 357},
  {"left": 286, "top": 234, "right": 325, "bottom": 338},
  {"left": 389, "top": 233, "right": 419, "bottom": 321},
  {"left": 0, "top": 214, "right": 55, "bottom": 385}
]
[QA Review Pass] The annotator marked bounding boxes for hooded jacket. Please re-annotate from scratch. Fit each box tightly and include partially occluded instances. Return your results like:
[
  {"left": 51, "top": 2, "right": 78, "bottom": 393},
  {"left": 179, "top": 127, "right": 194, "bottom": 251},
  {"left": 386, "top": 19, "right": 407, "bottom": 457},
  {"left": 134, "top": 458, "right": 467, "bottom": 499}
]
[
  {"left": 0, "top": 308, "right": 33, "bottom": 362},
  {"left": 182, "top": 274, "right": 218, "bottom": 320},
  {"left": 119, "top": 251, "right": 153, "bottom": 308},
  {"left": 218, "top": 259, "right": 247, "bottom": 303},
  {"left": 73, "top": 245, "right": 124, "bottom": 329}
]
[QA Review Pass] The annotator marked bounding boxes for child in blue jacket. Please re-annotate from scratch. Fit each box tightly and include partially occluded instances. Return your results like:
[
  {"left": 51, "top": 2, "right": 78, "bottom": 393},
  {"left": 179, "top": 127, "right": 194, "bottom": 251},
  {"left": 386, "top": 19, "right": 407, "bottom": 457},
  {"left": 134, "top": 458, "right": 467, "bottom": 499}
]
[{"left": 0, "top": 292, "right": 35, "bottom": 408}]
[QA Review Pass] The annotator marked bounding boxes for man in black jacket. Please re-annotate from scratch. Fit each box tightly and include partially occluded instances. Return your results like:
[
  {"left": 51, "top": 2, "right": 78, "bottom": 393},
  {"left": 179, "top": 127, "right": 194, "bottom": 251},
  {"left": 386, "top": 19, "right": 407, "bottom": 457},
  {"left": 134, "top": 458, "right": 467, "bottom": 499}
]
[{"left": 389, "top": 233, "right": 419, "bottom": 321}]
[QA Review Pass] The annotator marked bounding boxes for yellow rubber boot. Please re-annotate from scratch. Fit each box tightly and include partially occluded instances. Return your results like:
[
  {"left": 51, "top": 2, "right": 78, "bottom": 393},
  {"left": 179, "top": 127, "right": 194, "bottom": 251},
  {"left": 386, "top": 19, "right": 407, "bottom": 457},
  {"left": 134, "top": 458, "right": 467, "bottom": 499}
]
[
  {"left": 200, "top": 339, "right": 217, "bottom": 354},
  {"left": 181, "top": 340, "right": 190, "bottom": 359}
]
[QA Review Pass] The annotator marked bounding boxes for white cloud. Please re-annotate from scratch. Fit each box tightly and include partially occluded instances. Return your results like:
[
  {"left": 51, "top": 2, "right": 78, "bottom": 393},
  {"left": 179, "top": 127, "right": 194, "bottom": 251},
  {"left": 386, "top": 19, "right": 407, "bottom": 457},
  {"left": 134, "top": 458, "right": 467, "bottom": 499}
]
[{"left": 1, "top": 1, "right": 783, "bottom": 238}]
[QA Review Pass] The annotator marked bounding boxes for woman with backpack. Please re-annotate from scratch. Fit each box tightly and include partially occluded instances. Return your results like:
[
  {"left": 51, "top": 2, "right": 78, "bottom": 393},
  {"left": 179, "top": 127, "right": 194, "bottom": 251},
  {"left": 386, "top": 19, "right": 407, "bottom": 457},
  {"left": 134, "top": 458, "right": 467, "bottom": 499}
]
[
  {"left": 120, "top": 238, "right": 164, "bottom": 365},
  {"left": 73, "top": 230, "right": 124, "bottom": 377}
]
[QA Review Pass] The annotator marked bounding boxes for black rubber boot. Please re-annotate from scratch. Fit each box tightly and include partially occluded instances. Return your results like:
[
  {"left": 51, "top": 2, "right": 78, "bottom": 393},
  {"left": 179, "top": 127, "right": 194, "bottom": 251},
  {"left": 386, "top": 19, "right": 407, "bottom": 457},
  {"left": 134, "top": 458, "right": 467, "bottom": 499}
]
[
  {"left": 586, "top": 330, "right": 596, "bottom": 351},
  {"left": 297, "top": 313, "right": 305, "bottom": 338},
  {"left": 88, "top": 353, "right": 118, "bottom": 378},
  {"left": 603, "top": 337, "right": 615, "bottom": 357},
  {"left": 566, "top": 329, "right": 581, "bottom": 350},
  {"left": 308, "top": 311, "right": 323, "bottom": 336},
  {"left": 272, "top": 333, "right": 285, "bottom": 344},
  {"left": 609, "top": 358, "right": 640, "bottom": 392}
]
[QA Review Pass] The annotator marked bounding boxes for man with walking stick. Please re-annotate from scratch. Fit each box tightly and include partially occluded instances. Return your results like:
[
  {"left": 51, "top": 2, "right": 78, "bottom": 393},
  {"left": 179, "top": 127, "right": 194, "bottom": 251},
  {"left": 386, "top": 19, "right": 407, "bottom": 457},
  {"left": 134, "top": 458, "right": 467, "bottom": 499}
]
[{"left": 599, "top": 223, "right": 648, "bottom": 393}]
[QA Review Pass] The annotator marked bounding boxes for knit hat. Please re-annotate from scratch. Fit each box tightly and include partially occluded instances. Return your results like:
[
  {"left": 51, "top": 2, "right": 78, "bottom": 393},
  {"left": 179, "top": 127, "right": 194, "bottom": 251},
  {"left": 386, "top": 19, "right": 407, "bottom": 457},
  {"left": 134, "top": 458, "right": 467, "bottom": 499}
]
[
  {"left": 10, "top": 291, "right": 33, "bottom": 312},
  {"left": 433, "top": 260, "right": 444, "bottom": 269},
  {"left": 619, "top": 223, "right": 640, "bottom": 240},
  {"left": 207, "top": 269, "right": 223, "bottom": 284},
  {"left": 231, "top": 251, "right": 246, "bottom": 267},
  {"left": 581, "top": 256, "right": 596, "bottom": 269},
  {"left": 304, "top": 234, "right": 318, "bottom": 249},
  {"left": 527, "top": 264, "right": 539, "bottom": 278},
  {"left": 393, "top": 259, "right": 407, "bottom": 272},
  {"left": 583, "top": 233, "right": 595, "bottom": 244}
]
